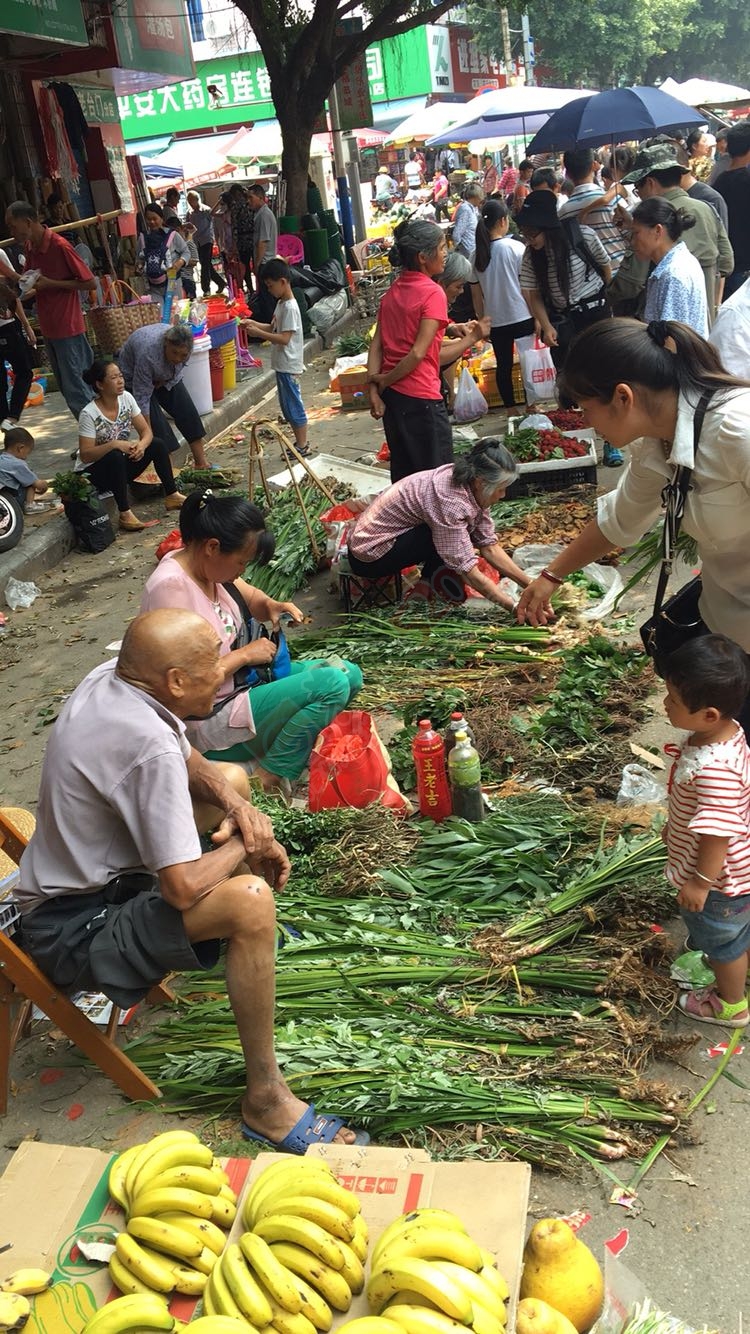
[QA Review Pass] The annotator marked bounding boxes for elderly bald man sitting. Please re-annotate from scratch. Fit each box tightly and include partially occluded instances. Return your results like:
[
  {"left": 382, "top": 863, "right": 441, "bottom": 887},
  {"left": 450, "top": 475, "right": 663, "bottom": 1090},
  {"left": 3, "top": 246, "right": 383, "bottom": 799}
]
[{"left": 15, "top": 609, "right": 367, "bottom": 1152}]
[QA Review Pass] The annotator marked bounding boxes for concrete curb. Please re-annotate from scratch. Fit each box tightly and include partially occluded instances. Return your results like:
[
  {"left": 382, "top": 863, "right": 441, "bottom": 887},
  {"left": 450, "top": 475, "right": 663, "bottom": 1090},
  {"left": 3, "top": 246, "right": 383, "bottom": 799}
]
[{"left": 0, "top": 315, "right": 354, "bottom": 589}]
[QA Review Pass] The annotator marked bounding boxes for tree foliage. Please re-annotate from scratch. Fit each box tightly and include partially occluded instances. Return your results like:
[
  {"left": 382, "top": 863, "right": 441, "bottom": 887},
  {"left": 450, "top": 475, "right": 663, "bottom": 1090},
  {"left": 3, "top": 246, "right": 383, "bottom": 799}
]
[
  {"left": 467, "top": 0, "right": 750, "bottom": 88},
  {"left": 232, "top": 0, "right": 457, "bottom": 212}
]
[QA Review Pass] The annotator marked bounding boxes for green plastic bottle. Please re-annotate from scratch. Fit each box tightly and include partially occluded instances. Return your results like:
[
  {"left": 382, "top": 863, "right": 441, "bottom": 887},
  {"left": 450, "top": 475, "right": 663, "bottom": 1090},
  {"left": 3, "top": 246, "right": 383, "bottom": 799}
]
[{"left": 448, "top": 729, "right": 485, "bottom": 823}]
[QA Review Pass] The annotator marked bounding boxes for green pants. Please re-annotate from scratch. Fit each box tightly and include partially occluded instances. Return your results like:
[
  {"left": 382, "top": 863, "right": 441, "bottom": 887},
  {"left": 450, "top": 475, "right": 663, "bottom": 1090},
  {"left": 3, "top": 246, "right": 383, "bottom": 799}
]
[{"left": 206, "top": 658, "right": 363, "bottom": 780}]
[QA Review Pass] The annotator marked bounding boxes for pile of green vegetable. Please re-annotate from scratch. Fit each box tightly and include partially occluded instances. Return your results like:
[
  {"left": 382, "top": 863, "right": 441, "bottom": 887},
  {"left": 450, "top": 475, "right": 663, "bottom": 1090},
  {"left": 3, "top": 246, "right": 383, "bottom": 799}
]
[{"left": 242, "top": 483, "right": 331, "bottom": 600}]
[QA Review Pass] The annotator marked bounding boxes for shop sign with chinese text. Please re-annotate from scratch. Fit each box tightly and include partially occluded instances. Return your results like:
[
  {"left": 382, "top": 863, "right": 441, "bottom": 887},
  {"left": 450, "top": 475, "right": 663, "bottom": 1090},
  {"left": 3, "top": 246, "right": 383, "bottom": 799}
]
[{"left": 0, "top": 0, "right": 87, "bottom": 46}]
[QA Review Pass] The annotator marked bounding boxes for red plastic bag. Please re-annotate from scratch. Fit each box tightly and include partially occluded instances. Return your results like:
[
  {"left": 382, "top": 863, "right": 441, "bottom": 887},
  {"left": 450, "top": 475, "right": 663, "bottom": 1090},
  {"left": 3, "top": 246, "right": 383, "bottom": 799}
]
[
  {"left": 464, "top": 556, "right": 499, "bottom": 598},
  {"left": 308, "top": 710, "right": 410, "bottom": 814},
  {"left": 155, "top": 529, "right": 183, "bottom": 561},
  {"left": 376, "top": 441, "right": 390, "bottom": 462},
  {"left": 319, "top": 503, "right": 358, "bottom": 526}
]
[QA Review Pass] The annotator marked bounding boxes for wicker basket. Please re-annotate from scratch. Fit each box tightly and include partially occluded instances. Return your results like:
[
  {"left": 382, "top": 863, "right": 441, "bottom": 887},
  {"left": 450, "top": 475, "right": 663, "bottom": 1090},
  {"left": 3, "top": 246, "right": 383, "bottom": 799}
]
[{"left": 87, "top": 281, "right": 161, "bottom": 354}]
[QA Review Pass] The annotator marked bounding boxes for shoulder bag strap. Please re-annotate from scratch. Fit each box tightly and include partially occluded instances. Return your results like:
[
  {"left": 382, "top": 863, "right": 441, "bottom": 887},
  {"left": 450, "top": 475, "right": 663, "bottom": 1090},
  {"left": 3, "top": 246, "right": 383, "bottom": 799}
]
[{"left": 649, "top": 391, "right": 711, "bottom": 622}]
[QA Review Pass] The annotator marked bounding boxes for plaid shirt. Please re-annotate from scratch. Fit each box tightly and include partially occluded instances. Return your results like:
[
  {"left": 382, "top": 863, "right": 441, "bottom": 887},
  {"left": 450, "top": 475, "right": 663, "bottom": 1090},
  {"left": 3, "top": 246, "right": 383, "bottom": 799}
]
[{"left": 349, "top": 465, "right": 497, "bottom": 575}]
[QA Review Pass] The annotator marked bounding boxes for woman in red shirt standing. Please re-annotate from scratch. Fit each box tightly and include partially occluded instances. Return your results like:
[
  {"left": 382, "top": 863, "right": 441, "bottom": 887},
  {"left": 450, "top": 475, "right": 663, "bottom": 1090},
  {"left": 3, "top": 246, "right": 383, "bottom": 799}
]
[{"left": 367, "top": 220, "right": 451, "bottom": 482}]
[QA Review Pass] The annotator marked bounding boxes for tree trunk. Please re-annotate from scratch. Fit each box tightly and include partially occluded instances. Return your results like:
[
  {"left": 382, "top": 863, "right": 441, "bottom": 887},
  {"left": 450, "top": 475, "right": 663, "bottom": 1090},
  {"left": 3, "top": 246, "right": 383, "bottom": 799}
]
[{"left": 278, "top": 118, "right": 313, "bottom": 217}]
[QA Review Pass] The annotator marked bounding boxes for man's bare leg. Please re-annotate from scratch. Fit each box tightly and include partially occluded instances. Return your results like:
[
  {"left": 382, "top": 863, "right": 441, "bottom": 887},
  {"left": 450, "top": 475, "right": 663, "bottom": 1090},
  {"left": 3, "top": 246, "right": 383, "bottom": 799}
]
[{"left": 182, "top": 871, "right": 358, "bottom": 1145}]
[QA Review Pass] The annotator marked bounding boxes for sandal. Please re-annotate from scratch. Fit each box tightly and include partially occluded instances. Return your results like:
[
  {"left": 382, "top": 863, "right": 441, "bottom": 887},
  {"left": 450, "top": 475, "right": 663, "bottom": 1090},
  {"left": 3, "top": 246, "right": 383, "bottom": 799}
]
[
  {"left": 241, "top": 1102, "right": 369, "bottom": 1155},
  {"left": 165, "top": 491, "right": 188, "bottom": 511},
  {"left": 119, "top": 514, "right": 146, "bottom": 532},
  {"left": 678, "top": 987, "right": 749, "bottom": 1028}
]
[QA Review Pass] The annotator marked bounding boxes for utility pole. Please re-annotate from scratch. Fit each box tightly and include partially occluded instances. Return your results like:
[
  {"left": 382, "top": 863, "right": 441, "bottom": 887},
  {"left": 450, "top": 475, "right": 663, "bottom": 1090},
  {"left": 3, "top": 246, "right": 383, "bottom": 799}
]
[
  {"left": 521, "top": 11, "right": 536, "bottom": 86},
  {"left": 500, "top": 6, "right": 513, "bottom": 76}
]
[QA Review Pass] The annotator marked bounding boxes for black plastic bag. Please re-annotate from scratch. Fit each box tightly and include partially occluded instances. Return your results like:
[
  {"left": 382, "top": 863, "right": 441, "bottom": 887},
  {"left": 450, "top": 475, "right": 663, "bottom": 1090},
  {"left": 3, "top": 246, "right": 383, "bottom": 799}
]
[{"left": 63, "top": 496, "right": 116, "bottom": 553}]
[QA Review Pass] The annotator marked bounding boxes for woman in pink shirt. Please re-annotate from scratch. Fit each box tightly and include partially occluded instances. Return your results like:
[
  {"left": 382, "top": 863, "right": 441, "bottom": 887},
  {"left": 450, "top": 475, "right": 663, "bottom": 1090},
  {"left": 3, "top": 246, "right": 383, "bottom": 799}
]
[{"left": 367, "top": 220, "right": 452, "bottom": 482}]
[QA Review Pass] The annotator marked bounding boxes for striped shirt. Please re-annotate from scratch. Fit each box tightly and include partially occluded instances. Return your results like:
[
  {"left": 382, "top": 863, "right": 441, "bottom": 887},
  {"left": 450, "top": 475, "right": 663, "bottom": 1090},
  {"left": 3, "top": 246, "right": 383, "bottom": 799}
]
[
  {"left": 348, "top": 465, "right": 497, "bottom": 575},
  {"left": 520, "top": 225, "right": 609, "bottom": 311},
  {"left": 559, "top": 184, "right": 626, "bottom": 273},
  {"left": 665, "top": 726, "right": 750, "bottom": 897}
]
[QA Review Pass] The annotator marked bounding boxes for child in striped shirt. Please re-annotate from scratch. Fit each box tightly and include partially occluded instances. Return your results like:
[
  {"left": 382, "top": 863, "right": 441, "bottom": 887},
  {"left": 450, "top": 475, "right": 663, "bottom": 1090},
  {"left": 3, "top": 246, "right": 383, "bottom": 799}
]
[{"left": 663, "top": 635, "right": 750, "bottom": 1028}]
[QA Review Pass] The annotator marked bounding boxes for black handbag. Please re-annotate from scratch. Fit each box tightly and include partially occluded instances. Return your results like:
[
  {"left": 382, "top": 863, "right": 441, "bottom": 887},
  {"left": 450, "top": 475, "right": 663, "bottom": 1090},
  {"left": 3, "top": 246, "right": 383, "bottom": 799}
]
[
  {"left": 62, "top": 495, "right": 116, "bottom": 554},
  {"left": 639, "top": 392, "right": 710, "bottom": 677}
]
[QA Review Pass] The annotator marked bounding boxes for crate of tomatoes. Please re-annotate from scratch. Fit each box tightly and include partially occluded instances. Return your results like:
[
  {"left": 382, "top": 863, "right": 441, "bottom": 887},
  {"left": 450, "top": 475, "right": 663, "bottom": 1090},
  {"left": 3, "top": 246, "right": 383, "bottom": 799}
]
[{"left": 503, "top": 424, "right": 598, "bottom": 497}]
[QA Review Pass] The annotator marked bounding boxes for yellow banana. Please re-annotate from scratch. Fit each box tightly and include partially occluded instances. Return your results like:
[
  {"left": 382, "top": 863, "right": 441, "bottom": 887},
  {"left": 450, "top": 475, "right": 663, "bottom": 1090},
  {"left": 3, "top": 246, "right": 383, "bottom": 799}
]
[
  {"left": 0, "top": 1292, "right": 31, "bottom": 1331},
  {"left": 256, "top": 1176, "right": 360, "bottom": 1227},
  {"left": 255, "top": 1216, "right": 344, "bottom": 1271},
  {"left": 114, "top": 1233, "right": 176, "bottom": 1294},
  {"left": 372, "top": 1212, "right": 468, "bottom": 1269},
  {"left": 190, "top": 1247, "right": 219, "bottom": 1276},
  {"left": 127, "top": 1215, "right": 204, "bottom": 1261},
  {"left": 478, "top": 1267, "right": 509, "bottom": 1305},
  {"left": 219, "top": 1182, "right": 238, "bottom": 1204},
  {"left": 203, "top": 1277, "right": 219, "bottom": 1318},
  {"left": 1, "top": 1268, "right": 52, "bottom": 1296},
  {"left": 158, "top": 1212, "right": 229, "bottom": 1256},
  {"left": 221, "top": 1244, "right": 275, "bottom": 1327},
  {"left": 269, "top": 1243, "right": 352, "bottom": 1313},
  {"left": 336, "top": 1240, "right": 365, "bottom": 1295},
  {"left": 377, "top": 1228, "right": 482, "bottom": 1275},
  {"left": 430, "top": 1264, "right": 505, "bottom": 1324},
  {"left": 367, "top": 1259, "right": 473, "bottom": 1325},
  {"left": 211, "top": 1160, "right": 232, "bottom": 1184},
  {"left": 129, "top": 1186, "right": 214, "bottom": 1221},
  {"left": 468, "top": 1304, "right": 506, "bottom": 1334},
  {"left": 255, "top": 1195, "right": 356, "bottom": 1242},
  {"left": 124, "top": 1131, "right": 201, "bottom": 1201},
  {"left": 210, "top": 1195, "right": 238, "bottom": 1227},
  {"left": 82, "top": 1292, "right": 176, "bottom": 1334},
  {"left": 268, "top": 1301, "right": 318, "bottom": 1334},
  {"left": 170, "top": 1264, "right": 208, "bottom": 1296},
  {"left": 207, "top": 1263, "right": 247, "bottom": 1323},
  {"left": 385, "top": 1305, "right": 469, "bottom": 1334},
  {"left": 108, "top": 1143, "right": 145, "bottom": 1211},
  {"left": 131, "top": 1141, "right": 215, "bottom": 1200},
  {"left": 243, "top": 1162, "right": 335, "bottom": 1228},
  {"left": 293, "top": 1274, "right": 334, "bottom": 1331},
  {"left": 334, "top": 1321, "right": 403, "bottom": 1334},
  {"left": 189, "top": 1320, "right": 254, "bottom": 1334},
  {"left": 146, "top": 1165, "right": 222, "bottom": 1197},
  {"left": 240, "top": 1231, "right": 303, "bottom": 1313},
  {"left": 350, "top": 1213, "right": 369, "bottom": 1263},
  {"left": 108, "top": 1251, "right": 166, "bottom": 1298}
]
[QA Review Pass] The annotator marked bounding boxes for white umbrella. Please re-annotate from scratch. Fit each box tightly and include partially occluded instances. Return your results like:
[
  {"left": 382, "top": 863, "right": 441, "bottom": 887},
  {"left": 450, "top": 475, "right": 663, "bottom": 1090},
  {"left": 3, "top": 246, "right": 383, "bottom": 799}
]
[
  {"left": 660, "top": 77, "right": 750, "bottom": 108},
  {"left": 225, "top": 122, "right": 327, "bottom": 166},
  {"left": 383, "top": 102, "right": 463, "bottom": 147},
  {"left": 427, "top": 85, "right": 598, "bottom": 147}
]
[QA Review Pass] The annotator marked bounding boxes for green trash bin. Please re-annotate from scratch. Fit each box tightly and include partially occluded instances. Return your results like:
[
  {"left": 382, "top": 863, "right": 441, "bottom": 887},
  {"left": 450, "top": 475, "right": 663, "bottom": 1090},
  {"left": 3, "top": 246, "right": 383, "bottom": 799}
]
[
  {"left": 304, "top": 229, "right": 329, "bottom": 267},
  {"left": 278, "top": 215, "right": 301, "bottom": 235}
]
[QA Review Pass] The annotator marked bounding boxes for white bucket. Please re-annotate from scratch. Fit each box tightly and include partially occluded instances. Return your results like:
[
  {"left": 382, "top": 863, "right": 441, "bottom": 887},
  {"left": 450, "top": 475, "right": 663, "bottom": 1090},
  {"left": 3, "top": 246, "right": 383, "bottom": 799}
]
[{"left": 181, "top": 334, "right": 212, "bottom": 417}]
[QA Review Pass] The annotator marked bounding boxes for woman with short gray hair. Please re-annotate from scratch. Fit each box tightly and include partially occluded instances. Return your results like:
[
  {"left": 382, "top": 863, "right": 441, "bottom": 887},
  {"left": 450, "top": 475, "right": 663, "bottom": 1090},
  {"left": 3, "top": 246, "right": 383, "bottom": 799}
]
[
  {"left": 119, "top": 321, "right": 209, "bottom": 469},
  {"left": 348, "top": 437, "right": 538, "bottom": 609}
]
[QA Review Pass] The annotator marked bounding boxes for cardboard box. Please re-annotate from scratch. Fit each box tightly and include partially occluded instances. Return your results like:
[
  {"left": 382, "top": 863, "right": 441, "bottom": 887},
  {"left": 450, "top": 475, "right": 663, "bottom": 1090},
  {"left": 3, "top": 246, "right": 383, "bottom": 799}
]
[
  {"left": 0, "top": 1142, "right": 252, "bottom": 1332},
  {"left": 0, "top": 1143, "right": 529, "bottom": 1331}
]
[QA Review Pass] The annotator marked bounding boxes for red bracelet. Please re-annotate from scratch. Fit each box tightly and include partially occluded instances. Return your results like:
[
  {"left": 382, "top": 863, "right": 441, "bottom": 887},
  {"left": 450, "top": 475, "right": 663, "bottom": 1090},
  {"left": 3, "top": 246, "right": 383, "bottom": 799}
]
[{"left": 540, "top": 568, "right": 565, "bottom": 586}]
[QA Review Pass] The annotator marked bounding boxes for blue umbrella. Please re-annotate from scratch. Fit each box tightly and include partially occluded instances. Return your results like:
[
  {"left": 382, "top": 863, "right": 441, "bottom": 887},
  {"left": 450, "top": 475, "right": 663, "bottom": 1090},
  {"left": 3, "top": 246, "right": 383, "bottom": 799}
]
[{"left": 526, "top": 85, "right": 705, "bottom": 153}]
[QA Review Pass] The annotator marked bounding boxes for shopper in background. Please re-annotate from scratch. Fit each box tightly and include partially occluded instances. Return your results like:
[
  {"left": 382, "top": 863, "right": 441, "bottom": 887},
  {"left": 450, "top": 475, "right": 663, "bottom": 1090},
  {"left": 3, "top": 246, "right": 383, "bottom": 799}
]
[
  {"left": 367, "top": 220, "right": 452, "bottom": 481},
  {"left": 481, "top": 153, "right": 498, "bottom": 197},
  {"left": 227, "top": 184, "right": 255, "bottom": 294},
  {"left": 136, "top": 203, "right": 190, "bottom": 309},
  {"left": 510, "top": 160, "right": 534, "bottom": 215},
  {"left": 248, "top": 184, "right": 278, "bottom": 278},
  {"left": 162, "top": 188, "right": 182, "bottom": 224},
  {"left": 471, "top": 198, "right": 534, "bottom": 410},
  {"left": 0, "top": 275, "right": 36, "bottom": 433},
  {"left": 5, "top": 200, "right": 96, "bottom": 420},
  {"left": 559, "top": 147, "right": 627, "bottom": 274},
  {"left": 434, "top": 251, "right": 491, "bottom": 407},
  {"left": 451, "top": 183, "right": 484, "bottom": 261},
  {"left": 630, "top": 198, "right": 708, "bottom": 337},
  {"left": 432, "top": 166, "right": 450, "bottom": 221},
  {"left": 186, "top": 189, "right": 226, "bottom": 296},
  {"left": 177, "top": 223, "right": 199, "bottom": 301},
  {"left": 714, "top": 120, "right": 750, "bottom": 302},
  {"left": 687, "top": 128, "right": 717, "bottom": 183},
  {"left": 709, "top": 275, "right": 750, "bottom": 376}
]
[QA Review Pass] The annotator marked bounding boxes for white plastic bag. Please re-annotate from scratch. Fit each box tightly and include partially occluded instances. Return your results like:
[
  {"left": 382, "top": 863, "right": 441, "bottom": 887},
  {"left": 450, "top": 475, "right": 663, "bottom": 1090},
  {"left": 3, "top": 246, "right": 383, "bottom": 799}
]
[
  {"left": 4, "top": 577, "right": 40, "bottom": 610},
  {"left": 514, "top": 543, "right": 624, "bottom": 622},
  {"left": 519, "top": 340, "right": 556, "bottom": 404},
  {"left": 518, "top": 413, "right": 554, "bottom": 431},
  {"left": 617, "top": 763, "right": 667, "bottom": 806},
  {"left": 329, "top": 352, "right": 368, "bottom": 384},
  {"left": 453, "top": 368, "right": 488, "bottom": 423},
  {"left": 308, "top": 291, "right": 348, "bottom": 333}
]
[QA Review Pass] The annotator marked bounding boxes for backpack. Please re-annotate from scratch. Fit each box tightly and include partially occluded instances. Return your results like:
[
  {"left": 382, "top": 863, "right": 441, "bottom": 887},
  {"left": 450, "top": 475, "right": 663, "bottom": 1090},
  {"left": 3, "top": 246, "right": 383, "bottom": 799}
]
[
  {"left": 141, "top": 229, "right": 174, "bottom": 284},
  {"left": 561, "top": 216, "right": 608, "bottom": 285}
]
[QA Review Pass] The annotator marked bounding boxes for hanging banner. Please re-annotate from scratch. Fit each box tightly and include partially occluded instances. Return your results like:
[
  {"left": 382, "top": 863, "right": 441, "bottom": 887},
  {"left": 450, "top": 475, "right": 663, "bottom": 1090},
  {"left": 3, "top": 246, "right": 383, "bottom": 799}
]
[{"left": 0, "top": 0, "right": 87, "bottom": 45}]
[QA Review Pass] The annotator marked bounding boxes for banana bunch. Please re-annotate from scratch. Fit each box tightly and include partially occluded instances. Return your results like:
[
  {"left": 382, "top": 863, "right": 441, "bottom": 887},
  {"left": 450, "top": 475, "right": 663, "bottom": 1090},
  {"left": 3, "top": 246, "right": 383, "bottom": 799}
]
[
  {"left": 202, "top": 1157, "right": 368, "bottom": 1333},
  {"left": 364, "top": 1208, "right": 509, "bottom": 1334},
  {"left": 106, "top": 1129, "right": 237, "bottom": 1302}
]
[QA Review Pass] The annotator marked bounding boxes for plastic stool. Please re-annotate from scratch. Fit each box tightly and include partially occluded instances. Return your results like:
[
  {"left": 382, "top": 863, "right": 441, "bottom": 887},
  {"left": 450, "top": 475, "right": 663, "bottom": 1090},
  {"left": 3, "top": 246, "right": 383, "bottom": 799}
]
[{"left": 339, "top": 567, "right": 403, "bottom": 613}]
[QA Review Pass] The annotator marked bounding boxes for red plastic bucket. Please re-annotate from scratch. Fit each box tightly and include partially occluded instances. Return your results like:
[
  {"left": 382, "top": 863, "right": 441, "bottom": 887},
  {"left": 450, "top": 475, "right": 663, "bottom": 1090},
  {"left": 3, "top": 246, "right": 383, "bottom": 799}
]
[{"left": 209, "top": 348, "right": 225, "bottom": 402}]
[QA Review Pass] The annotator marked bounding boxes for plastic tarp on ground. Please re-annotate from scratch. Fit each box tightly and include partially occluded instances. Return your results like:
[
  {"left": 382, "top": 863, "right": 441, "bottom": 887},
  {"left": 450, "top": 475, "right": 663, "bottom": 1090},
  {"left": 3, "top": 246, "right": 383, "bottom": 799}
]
[
  {"left": 426, "top": 85, "right": 598, "bottom": 147},
  {"left": 660, "top": 76, "right": 750, "bottom": 108},
  {"left": 383, "top": 101, "right": 465, "bottom": 147}
]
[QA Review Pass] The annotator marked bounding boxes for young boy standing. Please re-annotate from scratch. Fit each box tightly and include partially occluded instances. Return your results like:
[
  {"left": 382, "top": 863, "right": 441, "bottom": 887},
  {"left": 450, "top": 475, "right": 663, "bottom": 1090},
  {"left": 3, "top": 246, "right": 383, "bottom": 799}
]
[
  {"left": 663, "top": 635, "right": 750, "bottom": 1028},
  {"left": 241, "top": 259, "right": 311, "bottom": 457},
  {"left": 0, "top": 426, "right": 51, "bottom": 513}
]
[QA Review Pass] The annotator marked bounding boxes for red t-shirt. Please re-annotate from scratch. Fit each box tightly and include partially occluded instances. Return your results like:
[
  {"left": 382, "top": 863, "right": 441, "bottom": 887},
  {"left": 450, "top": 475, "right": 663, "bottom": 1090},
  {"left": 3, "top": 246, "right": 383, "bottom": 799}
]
[
  {"left": 378, "top": 270, "right": 448, "bottom": 401},
  {"left": 25, "top": 228, "right": 94, "bottom": 339}
]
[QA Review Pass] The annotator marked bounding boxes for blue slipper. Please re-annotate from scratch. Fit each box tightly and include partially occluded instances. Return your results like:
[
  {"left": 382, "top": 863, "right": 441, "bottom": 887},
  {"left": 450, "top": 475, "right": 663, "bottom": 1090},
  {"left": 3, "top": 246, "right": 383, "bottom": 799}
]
[{"left": 241, "top": 1103, "right": 370, "bottom": 1155}]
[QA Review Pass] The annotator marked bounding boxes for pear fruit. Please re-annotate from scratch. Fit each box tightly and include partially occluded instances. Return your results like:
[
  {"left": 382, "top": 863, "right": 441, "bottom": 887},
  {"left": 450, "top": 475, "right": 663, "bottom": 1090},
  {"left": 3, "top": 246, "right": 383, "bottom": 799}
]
[
  {"left": 520, "top": 1219, "right": 603, "bottom": 1333},
  {"left": 517, "top": 1298, "right": 581, "bottom": 1334}
]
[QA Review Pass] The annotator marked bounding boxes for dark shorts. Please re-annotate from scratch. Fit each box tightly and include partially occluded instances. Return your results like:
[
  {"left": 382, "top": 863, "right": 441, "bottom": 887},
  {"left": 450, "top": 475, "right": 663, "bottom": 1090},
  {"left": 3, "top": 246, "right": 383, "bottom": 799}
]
[
  {"left": 681, "top": 890, "right": 750, "bottom": 964},
  {"left": 18, "top": 873, "right": 220, "bottom": 1009}
]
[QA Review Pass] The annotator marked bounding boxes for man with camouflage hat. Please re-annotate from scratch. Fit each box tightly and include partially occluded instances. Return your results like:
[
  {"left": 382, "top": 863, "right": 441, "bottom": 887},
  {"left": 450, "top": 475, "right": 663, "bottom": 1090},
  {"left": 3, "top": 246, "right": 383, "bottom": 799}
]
[{"left": 622, "top": 144, "right": 734, "bottom": 321}]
